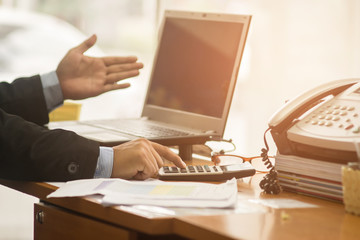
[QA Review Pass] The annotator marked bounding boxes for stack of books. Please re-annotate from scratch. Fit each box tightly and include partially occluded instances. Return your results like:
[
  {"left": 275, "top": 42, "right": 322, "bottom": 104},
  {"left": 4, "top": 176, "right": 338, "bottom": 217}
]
[{"left": 275, "top": 154, "right": 344, "bottom": 202}]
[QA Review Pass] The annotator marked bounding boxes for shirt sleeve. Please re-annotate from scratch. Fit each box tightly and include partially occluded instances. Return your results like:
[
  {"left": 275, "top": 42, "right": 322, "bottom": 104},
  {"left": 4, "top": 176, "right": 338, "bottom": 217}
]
[
  {"left": 94, "top": 146, "right": 114, "bottom": 178},
  {"left": 40, "top": 71, "right": 64, "bottom": 112}
]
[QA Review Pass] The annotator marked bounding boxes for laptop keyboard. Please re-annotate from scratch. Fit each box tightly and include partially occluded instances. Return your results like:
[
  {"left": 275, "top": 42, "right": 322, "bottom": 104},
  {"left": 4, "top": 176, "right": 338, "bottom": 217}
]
[{"left": 88, "top": 120, "right": 192, "bottom": 138}]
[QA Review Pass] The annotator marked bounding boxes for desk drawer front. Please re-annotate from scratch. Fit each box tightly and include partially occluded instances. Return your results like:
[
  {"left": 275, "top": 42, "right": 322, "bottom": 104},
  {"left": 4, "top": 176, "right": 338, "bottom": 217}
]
[{"left": 34, "top": 203, "right": 136, "bottom": 240}]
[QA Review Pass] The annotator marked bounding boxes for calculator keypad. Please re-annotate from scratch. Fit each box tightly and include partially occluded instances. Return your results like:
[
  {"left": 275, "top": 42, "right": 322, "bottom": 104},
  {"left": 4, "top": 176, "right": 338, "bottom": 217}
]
[
  {"left": 158, "top": 163, "right": 256, "bottom": 181},
  {"left": 161, "top": 165, "right": 223, "bottom": 175}
]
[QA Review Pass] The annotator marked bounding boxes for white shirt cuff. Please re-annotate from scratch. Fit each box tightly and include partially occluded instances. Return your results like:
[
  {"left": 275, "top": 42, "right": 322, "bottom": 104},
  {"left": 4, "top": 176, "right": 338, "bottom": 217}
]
[
  {"left": 40, "top": 71, "right": 64, "bottom": 112},
  {"left": 94, "top": 147, "right": 114, "bottom": 178}
]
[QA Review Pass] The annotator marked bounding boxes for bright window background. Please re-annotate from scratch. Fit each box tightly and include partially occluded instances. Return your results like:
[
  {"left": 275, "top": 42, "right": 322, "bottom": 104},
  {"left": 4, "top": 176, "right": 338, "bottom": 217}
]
[{"left": 1, "top": 0, "right": 359, "bottom": 239}]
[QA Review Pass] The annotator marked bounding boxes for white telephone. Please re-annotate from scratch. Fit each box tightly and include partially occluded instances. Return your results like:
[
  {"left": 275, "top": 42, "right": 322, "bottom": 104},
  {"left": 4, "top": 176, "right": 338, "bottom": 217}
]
[{"left": 268, "top": 78, "right": 360, "bottom": 163}]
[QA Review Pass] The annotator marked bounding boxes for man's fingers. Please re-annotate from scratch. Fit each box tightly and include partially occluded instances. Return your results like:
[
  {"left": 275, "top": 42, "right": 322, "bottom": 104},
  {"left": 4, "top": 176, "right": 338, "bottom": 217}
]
[
  {"left": 112, "top": 139, "right": 183, "bottom": 180},
  {"left": 103, "top": 83, "right": 131, "bottom": 93},
  {"left": 107, "top": 62, "right": 144, "bottom": 74},
  {"left": 134, "top": 156, "right": 158, "bottom": 180},
  {"left": 73, "top": 34, "right": 97, "bottom": 54},
  {"left": 103, "top": 56, "right": 138, "bottom": 66},
  {"left": 151, "top": 142, "right": 186, "bottom": 168},
  {"left": 148, "top": 145, "right": 164, "bottom": 169},
  {"left": 106, "top": 70, "right": 140, "bottom": 84}
]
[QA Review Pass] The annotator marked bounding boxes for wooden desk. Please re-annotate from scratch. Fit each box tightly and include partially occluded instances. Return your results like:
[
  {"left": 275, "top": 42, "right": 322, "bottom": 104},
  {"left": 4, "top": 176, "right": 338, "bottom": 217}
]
[{"left": 1, "top": 160, "right": 360, "bottom": 240}]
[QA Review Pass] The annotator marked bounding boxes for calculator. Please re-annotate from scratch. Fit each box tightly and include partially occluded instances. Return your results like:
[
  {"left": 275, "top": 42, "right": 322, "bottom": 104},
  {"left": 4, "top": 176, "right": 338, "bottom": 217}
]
[{"left": 158, "top": 162, "right": 256, "bottom": 181}]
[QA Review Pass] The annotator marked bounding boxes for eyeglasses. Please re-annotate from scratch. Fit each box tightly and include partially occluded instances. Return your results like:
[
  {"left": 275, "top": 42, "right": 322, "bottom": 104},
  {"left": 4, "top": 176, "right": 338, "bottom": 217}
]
[{"left": 211, "top": 154, "right": 275, "bottom": 173}]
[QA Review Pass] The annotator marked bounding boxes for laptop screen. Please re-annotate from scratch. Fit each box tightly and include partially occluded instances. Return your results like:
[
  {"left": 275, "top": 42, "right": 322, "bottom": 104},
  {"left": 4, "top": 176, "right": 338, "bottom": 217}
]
[
  {"left": 146, "top": 15, "right": 244, "bottom": 118},
  {"left": 143, "top": 11, "right": 251, "bottom": 136}
]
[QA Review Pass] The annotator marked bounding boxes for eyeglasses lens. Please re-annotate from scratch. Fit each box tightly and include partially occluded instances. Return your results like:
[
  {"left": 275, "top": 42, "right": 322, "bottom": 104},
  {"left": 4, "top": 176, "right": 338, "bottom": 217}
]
[{"left": 214, "top": 155, "right": 274, "bottom": 172}]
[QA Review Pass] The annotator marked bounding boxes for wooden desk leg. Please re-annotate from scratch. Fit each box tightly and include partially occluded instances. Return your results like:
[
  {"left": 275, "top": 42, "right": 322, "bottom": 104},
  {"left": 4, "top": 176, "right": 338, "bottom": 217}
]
[
  {"left": 34, "top": 203, "right": 137, "bottom": 240},
  {"left": 178, "top": 145, "right": 193, "bottom": 160}
]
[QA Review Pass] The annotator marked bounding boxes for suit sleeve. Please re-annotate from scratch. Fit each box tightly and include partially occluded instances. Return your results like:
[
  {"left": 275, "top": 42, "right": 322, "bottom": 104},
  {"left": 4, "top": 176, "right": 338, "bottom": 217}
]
[
  {"left": 0, "top": 76, "right": 99, "bottom": 181},
  {"left": 0, "top": 75, "right": 49, "bottom": 125}
]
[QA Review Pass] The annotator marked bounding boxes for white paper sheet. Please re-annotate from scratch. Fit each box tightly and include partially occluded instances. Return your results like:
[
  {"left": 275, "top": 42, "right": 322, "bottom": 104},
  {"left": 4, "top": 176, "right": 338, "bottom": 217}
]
[
  {"left": 47, "top": 178, "right": 238, "bottom": 209},
  {"left": 249, "top": 198, "right": 318, "bottom": 209}
]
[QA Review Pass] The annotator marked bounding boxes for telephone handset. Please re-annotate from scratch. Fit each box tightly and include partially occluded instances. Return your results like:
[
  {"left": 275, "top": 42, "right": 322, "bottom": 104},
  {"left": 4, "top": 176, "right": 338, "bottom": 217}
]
[{"left": 269, "top": 78, "right": 360, "bottom": 163}]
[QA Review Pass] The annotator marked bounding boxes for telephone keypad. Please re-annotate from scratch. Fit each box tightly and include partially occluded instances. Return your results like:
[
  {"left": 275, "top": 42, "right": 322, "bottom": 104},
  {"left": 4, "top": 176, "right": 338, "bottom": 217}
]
[
  {"left": 353, "top": 127, "right": 360, "bottom": 133},
  {"left": 345, "top": 124, "right": 354, "bottom": 130},
  {"left": 301, "top": 101, "right": 360, "bottom": 135},
  {"left": 325, "top": 122, "right": 333, "bottom": 127},
  {"left": 325, "top": 115, "right": 332, "bottom": 120}
]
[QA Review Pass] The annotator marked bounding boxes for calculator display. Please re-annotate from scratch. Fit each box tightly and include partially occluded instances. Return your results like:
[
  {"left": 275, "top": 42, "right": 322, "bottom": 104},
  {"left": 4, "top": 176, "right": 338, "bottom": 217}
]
[{"left": 224, "top": 162, "right": 253, "bottom": 172}]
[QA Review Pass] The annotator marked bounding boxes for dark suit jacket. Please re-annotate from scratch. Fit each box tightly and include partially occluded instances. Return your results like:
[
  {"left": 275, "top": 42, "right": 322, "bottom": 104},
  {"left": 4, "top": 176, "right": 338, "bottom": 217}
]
[{"left": 0, "top": 75, "right": 99, "bottom": 181}]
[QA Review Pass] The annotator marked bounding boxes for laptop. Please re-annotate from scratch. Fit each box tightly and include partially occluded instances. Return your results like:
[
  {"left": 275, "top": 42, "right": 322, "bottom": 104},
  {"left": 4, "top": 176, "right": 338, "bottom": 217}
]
[{"left": 49, "top": 10, "right": 251, "bottom": 151}]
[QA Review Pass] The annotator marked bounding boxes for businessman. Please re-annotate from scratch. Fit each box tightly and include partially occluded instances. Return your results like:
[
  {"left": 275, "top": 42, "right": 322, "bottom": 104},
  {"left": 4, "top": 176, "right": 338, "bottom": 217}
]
[{"left": 0, "top": 34, "right": 186, "bottom": 182}]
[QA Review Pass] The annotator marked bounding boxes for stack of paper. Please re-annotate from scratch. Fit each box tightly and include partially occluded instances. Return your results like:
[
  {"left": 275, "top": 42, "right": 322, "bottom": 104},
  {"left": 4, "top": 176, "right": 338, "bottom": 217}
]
[
  {"left": 47, "top": 178, "right": 238, "bottom": 208},
  {"left": 275, "top": 154, "right": 343, "bottom": 202}
]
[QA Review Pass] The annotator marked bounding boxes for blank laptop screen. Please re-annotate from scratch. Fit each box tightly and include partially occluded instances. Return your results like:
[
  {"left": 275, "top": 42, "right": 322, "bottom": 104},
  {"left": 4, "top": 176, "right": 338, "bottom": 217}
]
[{"left": 146, "top": 17, "right": 244, "bottom": 118}]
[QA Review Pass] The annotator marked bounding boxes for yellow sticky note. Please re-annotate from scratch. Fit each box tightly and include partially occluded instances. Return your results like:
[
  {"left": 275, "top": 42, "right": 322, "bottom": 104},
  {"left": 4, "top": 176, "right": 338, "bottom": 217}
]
[{"left": 49, "top": 101, "right": 82, "bottom": 122}]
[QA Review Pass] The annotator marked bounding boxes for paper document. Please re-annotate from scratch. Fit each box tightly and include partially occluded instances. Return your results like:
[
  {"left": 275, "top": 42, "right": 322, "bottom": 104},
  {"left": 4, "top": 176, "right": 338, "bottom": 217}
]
[{"left": 47, "top": 178, "right": 238, "bottom": 208}]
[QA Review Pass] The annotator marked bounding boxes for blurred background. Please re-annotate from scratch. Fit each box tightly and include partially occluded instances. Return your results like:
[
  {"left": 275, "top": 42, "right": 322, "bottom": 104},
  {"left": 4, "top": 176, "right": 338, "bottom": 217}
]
[{"left": 1, "top": 0, "right": 359, "bottom": 239}]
